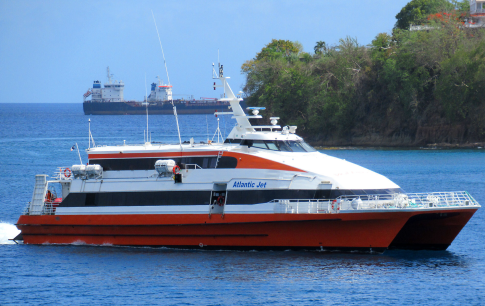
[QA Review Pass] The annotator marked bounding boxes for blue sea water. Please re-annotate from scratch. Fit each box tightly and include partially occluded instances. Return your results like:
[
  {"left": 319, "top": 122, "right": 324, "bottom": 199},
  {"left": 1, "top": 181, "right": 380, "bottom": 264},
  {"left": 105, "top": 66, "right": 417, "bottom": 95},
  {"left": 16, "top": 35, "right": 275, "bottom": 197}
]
[{"left": 0, "top": 103, "right": 484, "bottom": 305}]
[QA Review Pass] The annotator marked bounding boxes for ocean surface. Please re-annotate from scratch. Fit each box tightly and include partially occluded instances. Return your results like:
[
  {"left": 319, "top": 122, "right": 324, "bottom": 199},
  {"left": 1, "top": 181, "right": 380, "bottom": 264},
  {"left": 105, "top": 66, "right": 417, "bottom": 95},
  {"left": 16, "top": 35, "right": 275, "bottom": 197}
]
[{"left": 0, "top": 103, "right": 484, "bottom": 305}]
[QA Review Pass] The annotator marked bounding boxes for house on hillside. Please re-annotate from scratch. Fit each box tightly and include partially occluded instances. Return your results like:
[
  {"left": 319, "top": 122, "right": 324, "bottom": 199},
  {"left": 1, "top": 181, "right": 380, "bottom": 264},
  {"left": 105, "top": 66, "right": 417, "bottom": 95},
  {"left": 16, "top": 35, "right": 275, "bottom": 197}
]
[
  {"left": 410, "top": 1, "right": 485, "bottom": 30},
  {"left": 470, "top": 0, "right": 485, "bottom": 25}
]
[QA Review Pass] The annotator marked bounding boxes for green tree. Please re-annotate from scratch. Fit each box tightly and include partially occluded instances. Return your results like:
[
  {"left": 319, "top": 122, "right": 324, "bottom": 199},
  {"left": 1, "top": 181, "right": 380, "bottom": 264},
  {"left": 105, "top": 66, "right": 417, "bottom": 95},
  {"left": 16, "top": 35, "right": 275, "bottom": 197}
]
[
  {"left": 395, "top": 0, "right": 454, "bottom": 30},
  {"left": 452, "top": 0, "right": 470, "bottom": 12},
  {"left": 255, "top": 39, "right": 300, "bottom": 61},
  {"left": 241, "top": 26, "right": 485, "bottom": 145},
  {"left": 314, "top": 41, "right": 327, "bottom": 55},
  {"left": 436, "top": 42, "right": 485, "bottom": 121}
]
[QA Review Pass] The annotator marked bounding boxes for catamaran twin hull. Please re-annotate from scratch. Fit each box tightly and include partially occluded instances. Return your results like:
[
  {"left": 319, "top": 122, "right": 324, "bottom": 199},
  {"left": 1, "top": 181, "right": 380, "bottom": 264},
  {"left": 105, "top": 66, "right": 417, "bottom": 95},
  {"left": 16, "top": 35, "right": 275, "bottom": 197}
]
[{"left": 17, "top": 208, "right": 477, "bottom": 252}]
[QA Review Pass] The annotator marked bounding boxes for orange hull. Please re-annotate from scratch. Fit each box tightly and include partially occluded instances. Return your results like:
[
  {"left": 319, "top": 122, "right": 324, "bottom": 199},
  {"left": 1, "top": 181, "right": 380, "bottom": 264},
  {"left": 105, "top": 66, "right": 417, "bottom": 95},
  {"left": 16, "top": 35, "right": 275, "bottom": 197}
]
[
  {"left": 389, "top": 209, "right": 478, "bottom": 250},
  {"left": 16, "top": 212, "right": 411, "bottom": 252}
]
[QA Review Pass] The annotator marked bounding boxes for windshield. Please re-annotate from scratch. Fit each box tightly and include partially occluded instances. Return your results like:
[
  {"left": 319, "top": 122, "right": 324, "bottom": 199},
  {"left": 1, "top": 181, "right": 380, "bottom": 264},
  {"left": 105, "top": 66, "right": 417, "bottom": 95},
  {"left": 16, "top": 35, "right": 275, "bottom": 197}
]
[{"left": 241, "top": 140, "right": 316, "bottom": 152}]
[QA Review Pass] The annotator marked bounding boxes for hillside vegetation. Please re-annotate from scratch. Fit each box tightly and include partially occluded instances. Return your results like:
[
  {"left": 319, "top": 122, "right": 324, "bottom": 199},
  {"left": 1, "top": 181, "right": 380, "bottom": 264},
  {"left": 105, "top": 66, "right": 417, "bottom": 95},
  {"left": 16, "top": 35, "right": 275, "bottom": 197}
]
[{"left": 242, "top": 1, "right": 485, "bottom": 146}]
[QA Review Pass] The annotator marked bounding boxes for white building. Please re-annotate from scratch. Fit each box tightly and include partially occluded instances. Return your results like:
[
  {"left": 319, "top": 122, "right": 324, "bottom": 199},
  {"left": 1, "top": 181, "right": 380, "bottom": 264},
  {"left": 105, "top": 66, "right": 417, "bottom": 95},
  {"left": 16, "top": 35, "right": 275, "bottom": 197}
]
[{"left": 470, "top": 0, "right": 485, "bottom": 25}]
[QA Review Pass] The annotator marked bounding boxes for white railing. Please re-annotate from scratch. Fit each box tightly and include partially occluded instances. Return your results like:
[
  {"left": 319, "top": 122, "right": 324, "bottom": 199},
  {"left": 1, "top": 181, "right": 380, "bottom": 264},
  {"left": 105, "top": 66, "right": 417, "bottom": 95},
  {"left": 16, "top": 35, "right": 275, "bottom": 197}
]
[
  {"left": 272, "top": 191, "right": 480, "bottom": 214},
  {"left": 471, "top": 8, "right": 485, "bottom": 14},
  {"left": 22, "top": 201, "right": 59, "bottom": 216},
  {"left": 184, "top": 164, "right": 203, "bottom": 170},
  {"left": 273, "top": 199, "right": 331, "bottom": 214},
  {"left": 52, "top": 167, "right": 72, "bottom": 181},
  {"left": 42, "top": 201, "right": 58, "bottom": 215},
  {"left": 23, "top": 203, "right": 31, "bottom": 215}
]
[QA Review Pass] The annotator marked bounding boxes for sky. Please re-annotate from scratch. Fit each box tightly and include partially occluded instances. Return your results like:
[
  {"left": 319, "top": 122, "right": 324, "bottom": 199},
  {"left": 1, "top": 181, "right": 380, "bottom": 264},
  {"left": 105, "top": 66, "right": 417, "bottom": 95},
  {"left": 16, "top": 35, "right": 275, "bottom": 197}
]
[{"left": 0, "top": 0, "right": 410, "bottom": 103}]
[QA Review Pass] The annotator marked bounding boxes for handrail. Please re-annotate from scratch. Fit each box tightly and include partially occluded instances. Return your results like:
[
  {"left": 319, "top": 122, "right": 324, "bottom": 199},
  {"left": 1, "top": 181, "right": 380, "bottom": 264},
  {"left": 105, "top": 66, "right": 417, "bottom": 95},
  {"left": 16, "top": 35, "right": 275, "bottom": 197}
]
[
  {"left": 471, "top": 8, "right": 485, "bottom": 14},
  {"left": 271, "top": 191, "right": 480, "bottom": 214},
  {"left": 22, "top": 200, "right": 60, "bottom": 216},
  {"left": 184, "top": 164, "right": 203, "bottom": 170},
  {"left": 52, "top": 167, "right": 73, "bottom": 181},
  {"left": 337, "top": 191, "right": 479, "bottom": 209}
]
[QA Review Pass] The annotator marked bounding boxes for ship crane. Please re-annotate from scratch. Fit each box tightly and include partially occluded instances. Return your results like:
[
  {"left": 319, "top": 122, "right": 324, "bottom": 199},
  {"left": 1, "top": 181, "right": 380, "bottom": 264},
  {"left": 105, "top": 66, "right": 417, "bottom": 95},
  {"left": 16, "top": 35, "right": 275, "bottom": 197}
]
[{"left": 83, "top": 89, "right": 92, "bottom": 102}]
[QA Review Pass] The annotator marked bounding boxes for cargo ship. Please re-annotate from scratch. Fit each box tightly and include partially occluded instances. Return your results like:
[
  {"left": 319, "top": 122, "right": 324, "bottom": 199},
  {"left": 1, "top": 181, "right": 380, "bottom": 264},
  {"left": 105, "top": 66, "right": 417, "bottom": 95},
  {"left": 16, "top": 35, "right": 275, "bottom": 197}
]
[{"left": 83, "top": 67, "right": 245, "bottom": 115}]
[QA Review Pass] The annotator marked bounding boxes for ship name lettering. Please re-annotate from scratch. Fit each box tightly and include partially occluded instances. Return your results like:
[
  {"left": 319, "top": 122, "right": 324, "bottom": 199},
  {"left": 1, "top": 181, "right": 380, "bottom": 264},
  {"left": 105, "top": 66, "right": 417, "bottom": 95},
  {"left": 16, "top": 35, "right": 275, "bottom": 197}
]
[{"left": 232, "top": 181, "right": 266, "bottom": 188}]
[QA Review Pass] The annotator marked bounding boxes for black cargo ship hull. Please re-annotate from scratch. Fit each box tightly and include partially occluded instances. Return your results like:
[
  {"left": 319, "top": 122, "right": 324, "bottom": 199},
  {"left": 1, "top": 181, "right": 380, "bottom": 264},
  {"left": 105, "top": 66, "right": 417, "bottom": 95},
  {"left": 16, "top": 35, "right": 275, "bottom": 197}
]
[{"left": 83, "top": 101, "right": 246, "bottom": 115}]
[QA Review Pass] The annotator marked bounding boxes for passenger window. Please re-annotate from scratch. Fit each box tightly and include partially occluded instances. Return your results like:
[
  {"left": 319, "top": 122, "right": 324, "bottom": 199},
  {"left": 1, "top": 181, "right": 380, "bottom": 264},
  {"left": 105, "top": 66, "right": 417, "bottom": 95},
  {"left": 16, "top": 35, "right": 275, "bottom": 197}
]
[{"left": 210, "top": 158, "right": 217, "bottom": 168}]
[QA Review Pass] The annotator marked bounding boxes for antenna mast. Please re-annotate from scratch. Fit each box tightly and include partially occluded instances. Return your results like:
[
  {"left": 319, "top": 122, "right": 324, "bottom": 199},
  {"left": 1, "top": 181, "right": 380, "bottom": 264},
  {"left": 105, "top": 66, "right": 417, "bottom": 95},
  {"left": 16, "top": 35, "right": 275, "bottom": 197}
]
[
  {"left": 88, "top": 118, "right": 95, "bottom": 157},
  {"left": 151, "top": 11, "right": 170, "bottom": 85},
  {"left": 145, "top": 73, "right": 149, "bottom": 144},
  {"left": 151, "top": 10, "right": 182, "bottom": 149},
  {"left": 75, "top": 143, "right": 83, "bottom": 165},
  {"left": 106, "top": 66, "right": 112, "bottom": 84}
]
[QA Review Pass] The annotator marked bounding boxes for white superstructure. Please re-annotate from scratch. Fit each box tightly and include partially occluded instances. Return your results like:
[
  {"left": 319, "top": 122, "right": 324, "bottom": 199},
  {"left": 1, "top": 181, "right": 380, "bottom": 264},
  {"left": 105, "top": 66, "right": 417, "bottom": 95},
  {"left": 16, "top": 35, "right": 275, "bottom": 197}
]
[
  {"left": 147, "top": 76, "right": 173, "bottom": 102},
  {"left": 85, "top": 67, "right": 125, "bottom": 102}
]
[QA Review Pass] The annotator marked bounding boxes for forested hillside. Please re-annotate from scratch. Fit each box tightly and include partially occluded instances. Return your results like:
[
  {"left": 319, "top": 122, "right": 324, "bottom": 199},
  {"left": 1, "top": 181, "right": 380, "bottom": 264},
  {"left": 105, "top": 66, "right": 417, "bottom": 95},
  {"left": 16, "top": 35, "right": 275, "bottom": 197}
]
[{"left": 241, "top": 0, "right": 485, "bottom": 146}]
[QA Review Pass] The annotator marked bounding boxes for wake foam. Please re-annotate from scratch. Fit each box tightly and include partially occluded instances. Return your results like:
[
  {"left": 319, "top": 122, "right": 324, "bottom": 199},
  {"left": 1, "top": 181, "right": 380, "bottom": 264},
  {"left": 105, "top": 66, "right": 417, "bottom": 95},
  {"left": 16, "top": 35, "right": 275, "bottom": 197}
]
[{"left": 0, "top": 222, "right": 21, "bottom": 244}]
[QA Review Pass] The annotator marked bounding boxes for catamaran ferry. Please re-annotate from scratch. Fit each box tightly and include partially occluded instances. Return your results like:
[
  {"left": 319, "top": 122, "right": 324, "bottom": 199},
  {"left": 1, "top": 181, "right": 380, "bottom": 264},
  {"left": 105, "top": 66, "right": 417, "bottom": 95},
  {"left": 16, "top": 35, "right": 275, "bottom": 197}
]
[{"left": 14, "top": 64, "right": 480, "bottom": 252}]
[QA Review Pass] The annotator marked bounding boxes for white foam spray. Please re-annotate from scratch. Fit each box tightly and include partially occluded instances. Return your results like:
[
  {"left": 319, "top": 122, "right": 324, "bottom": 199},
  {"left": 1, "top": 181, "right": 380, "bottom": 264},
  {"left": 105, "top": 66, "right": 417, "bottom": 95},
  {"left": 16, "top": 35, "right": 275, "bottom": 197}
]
[{"left": 0, "top": 222, "right": 21, "bottom": 245}]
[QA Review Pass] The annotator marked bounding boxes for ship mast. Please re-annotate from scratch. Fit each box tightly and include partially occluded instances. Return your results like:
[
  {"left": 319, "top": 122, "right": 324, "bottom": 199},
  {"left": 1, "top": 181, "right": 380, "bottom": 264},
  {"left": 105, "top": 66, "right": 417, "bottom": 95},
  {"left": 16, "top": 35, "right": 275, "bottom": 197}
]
[{"left": 106, "top": 66, "right": 113, "bottom": 84}]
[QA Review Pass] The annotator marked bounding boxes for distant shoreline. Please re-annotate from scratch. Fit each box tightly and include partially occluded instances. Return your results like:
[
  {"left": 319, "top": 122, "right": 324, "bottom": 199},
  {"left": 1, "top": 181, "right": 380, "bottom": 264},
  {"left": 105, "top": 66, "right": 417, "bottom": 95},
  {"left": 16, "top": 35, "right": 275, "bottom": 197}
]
[{"left": 313, "top": 142, "right": 485, "bottom": 150}]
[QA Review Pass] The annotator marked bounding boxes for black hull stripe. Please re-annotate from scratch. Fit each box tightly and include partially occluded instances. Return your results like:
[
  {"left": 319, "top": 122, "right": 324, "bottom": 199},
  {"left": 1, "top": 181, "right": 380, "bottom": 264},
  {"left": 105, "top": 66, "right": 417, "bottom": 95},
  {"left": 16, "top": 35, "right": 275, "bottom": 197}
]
[
  {"left": 60, "top": 191, "right": 212, "bottom": 207},
  {"left": 58, "top": 189, "right": 402, "bottom": 207}
]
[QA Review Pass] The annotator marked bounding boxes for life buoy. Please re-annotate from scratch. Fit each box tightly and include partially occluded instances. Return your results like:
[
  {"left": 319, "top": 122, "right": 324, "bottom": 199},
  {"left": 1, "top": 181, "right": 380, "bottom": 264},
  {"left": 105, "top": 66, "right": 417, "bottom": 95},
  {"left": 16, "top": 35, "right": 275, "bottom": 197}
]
[
  {"left": 172, "top": 165, "right": 181, "bottom": 175},
  {"left": 217, "top": 196, "right": 225, "bottom": 206},
  {"left": 331, "top": 199, "right": 336, "bottom": 210},
  {"left": 64, "top": 168, "right": 72, "bottom": 178}
]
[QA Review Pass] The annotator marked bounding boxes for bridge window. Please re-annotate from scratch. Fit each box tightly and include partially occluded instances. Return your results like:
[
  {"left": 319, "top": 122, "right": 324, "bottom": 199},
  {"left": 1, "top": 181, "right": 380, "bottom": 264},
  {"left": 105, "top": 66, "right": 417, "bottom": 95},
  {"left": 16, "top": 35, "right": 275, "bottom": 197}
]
[
  {"left": 299, "top": 141, "right": 317, "bottom": 152},
  {"left": 265, "top": 141, "right": 279, "bottom": 151},
  {"left": 240, "top": 139, "right": 316, "bottom": 152},
  {"left": 286, "top": 141, "right": 306, "bottom": 152},
  {"left": 252, "top": 140, "right": 268, "bottom": 149}
]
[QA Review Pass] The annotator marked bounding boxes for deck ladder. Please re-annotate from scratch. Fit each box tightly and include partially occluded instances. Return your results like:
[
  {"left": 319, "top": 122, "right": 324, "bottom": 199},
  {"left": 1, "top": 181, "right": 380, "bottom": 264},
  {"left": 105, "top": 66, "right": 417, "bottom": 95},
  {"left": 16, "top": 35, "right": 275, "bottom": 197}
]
[
  {"left": 215, "top": 151, "right": 224, "bottom": 168},
  {"left": 28, "top": 175, "right": 48, "bottom": 215}
]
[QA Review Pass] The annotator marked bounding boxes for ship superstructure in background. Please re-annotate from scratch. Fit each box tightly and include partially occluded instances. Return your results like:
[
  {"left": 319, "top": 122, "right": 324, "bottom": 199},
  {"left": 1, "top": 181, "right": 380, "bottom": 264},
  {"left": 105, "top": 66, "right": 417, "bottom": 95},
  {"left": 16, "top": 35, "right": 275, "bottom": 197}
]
[
  {"left": 147, "top": 76, "right": 173, "bottom": 102},
  {"left": 14, "top": 63, "right": 480, "bottom": 252},
  {"left": 88, "top": 67, "right": 124, "bottom": 103},
  {"left": 83, "top": 67, "right": 244, "bottom": 115}
]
